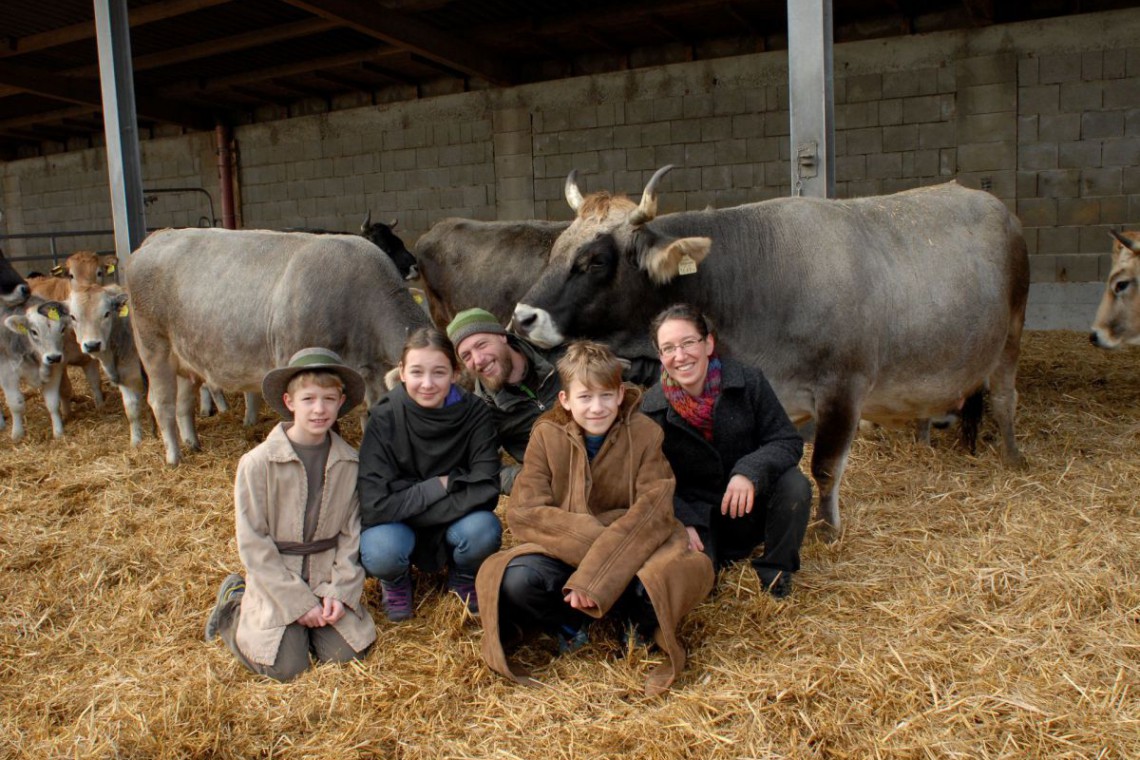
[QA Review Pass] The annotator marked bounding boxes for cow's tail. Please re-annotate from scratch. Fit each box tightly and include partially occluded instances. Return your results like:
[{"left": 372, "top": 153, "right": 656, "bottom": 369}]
[{"left": 957, "top": 387, "right": 985, "bottom": 454}]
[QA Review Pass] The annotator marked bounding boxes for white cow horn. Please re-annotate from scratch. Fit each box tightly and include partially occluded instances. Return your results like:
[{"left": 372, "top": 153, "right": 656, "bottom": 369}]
[
  {"left": 629, "top": 164, "right": 674, "bottom": 226},
  {"left": 564, "top": 170, "right": 584, "bottom": 212},
  {"left": 1109, "top": 229, "right": 1140, "bottom": 253},
  {"left": 362, "top": 210, "right": 372, "bottom": 231}
]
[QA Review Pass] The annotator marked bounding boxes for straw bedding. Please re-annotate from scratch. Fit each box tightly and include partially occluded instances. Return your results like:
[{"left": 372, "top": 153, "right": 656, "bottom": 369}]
[{"left": 0, "top": 331, "right": 1136, "bottom": 759}]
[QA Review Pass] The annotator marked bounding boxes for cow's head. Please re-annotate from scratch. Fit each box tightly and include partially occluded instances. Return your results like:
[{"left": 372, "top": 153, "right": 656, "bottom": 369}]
[
  {"left": 51, "top": 251, "right": 119, "bottom": 286},
  {"left": 0, "top": 245, "right": 30, "bottom": 307},
  {"left": 69, "top": 282, "right": 128, "bottom": 355},
  {"left": 4, "top": 299, "right": 72, "bottom": 366},
  {"left": 362, "top": 213, "right": 418, "bottom": 281},
  {"left": 512, "top": 165, "right": 711, "bottom": 349},
  {"left": 1090, "top": 230, "right": 1140, "bottom": 349}
]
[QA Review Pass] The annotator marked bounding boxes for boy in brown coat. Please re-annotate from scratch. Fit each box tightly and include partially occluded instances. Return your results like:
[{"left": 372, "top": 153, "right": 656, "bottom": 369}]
[{"left": 476, "top": 341, "right": 714, "bottom": 695}]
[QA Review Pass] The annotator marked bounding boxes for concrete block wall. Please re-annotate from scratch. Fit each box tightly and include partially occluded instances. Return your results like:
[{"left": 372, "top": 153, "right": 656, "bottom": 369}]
[{"left": 1, "top": 7, "right": 1138, "bottom": 321}]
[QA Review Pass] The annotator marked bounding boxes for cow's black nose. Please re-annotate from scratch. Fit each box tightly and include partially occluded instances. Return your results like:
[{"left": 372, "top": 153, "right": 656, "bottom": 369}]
[
  {"left": 44, "top": 354, "right": 62, "bottom": 364},
  {"left": 83, "top": 341, "right": 102, "bottom": 353},
  {"left": 1089, "top": 332, "right": 1099, "bottom": 345}
]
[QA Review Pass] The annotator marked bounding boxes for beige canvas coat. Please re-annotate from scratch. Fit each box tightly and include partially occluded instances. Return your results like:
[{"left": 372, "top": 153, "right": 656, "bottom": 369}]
[
  {"left": 234, "top": 423, "right": 376, "bottom": 665},
  {"left": 476, "top": 387, "right": 714, "bottom": 695}
]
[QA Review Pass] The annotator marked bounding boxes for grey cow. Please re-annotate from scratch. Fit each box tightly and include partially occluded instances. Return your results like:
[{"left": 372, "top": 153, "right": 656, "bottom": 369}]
[
  {"left": 125, "top": 227, "right": 430, "bottom": 465},
  {"left": 512, "top": 166, "right": 1029, "bottom": 531}
]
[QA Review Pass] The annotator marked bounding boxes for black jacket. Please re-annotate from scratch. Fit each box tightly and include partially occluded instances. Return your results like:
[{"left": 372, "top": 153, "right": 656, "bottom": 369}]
[
  {"left": 641, "top": 357, "right": 804, "bottom": 531},
  {"left": 358, "top": 384, "right": 501, "bottom": 571}
]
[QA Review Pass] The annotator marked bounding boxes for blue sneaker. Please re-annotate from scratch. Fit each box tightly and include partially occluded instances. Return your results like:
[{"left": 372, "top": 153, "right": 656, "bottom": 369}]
[{"left": 556, "top": 623, "right": 589, "bottom": 654}]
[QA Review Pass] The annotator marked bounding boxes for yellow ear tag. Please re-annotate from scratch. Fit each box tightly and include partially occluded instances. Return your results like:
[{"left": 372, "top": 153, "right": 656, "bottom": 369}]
[
  {"left": 15, "top": 324, "right": 28, "bottom": 335},
  {"left": 47, "top": 307, "right": 60, "bottom": 321},
  {"left": 106, "top": 264, "right": 116, "bottom": 274},
  {"left": 413, "top": 292, "right": 424, "bottom": 305},
  {"left": 678, "top": 254, "right": 698, "bottom": 276},
  {"left": 118, "top": 304, "right": 130, "bottom": 318},
  {"left": 50, "top": 265, "right": 65, "bottom": 276}
]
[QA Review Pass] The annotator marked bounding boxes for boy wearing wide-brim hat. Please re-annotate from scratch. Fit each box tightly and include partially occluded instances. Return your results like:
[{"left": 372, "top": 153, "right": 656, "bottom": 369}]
[{"left": 205, "top": 347, "right": 376, "bottom": 681}]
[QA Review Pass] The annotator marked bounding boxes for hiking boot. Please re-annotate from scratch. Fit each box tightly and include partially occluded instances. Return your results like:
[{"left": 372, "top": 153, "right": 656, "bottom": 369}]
[
  {"left": 556, "top": 623, "right": 589, "bottom": 654},
  {"left": 760, "top": 570, "right": 794, "bottom": 600},
  {"left": 446, "top": 569, "right": 479, "bottom": 615},
  {"left": 204, "top": 573, "right": 245, "bottom": 641},
  {"left": 619, "top": 623, "right": 656, "bottom": 653},
  {"left": 380, "top": 574, "right": 414, "bottom": 622}
]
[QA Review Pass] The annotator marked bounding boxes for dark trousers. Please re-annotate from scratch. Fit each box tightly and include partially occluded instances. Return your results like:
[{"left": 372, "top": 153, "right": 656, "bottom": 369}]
[
  {"left": 499, "top": 554, "right": 658, "bottom": 633},
  {"left": 705, "top": 467, "right": 812, "bottom": 582},
  {"left": 216, "top": 596, "right": 369, "bottom": 682}
]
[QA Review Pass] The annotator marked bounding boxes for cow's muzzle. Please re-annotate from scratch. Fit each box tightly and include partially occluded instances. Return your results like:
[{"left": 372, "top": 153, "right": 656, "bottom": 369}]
[{"left": 83, "top": 340, "right": 103, "bottom": 353}]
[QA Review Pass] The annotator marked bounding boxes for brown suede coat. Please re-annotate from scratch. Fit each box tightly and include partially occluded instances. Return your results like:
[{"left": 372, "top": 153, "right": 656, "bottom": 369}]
[{"left": 476, "top": 386, "right": 714, "bottom": 695}]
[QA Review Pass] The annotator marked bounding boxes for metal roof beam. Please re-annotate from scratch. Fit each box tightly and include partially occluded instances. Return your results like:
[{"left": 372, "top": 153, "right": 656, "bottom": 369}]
[
  {"left": 164, "top": 46, "right": 406, "bottom": 94},
  {"left": 280, "top": 0, "right": 514, "bottom": 85}
]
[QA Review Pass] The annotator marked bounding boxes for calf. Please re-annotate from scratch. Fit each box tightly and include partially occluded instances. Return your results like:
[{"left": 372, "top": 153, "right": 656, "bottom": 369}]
[
  {"left": 69, "top": 283, "right": 148, "bottom": 446},
  {"left": 1, "top": 298, "right": 75, "bottom": 440},
  {"left": 1090, "top": 230, "right": 1140, "bottom": 349}
]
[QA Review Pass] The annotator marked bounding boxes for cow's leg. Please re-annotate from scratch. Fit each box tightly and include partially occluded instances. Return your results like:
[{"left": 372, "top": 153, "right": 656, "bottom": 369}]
[
  {"left": 987, "top": 331, "right": 1025, "bottom": 468},
  {"left": 138, "top": 340, "right": 182, "bottom": 465},
  {"left": 176, "top": 375, "right": 202, "bottom": 452},
  {"left": 41, "top": 366, "right": 66, "bottom": 438},
  {"left": 198, "top": 386, "right": 215, "bottom": 417},
  {"left": 914, "top": 418, "right": 932, "bottom": 446},
  {"left": 242, "top": 391, "right": 261, "bottom": 427},
  {"left": 120, "top": 377, "right": 145, "bottom": 447},
  {"left": 82, "top": 360, "right": 105, "bottom": 409},
  {"left": 810, "top": 386, "right": 865, "bottom": 533},
  {"left": 1, "top": 371, "right": 26, "bottom": 441},
  {"left": 58, "top": 367, "right": 74, "bottom": 421}
]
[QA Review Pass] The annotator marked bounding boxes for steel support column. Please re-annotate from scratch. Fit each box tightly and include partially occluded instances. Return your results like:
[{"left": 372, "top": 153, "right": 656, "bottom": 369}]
[
  {"left": 93, "top": 0, "right": 147, "bottom": 256},
  {"left": 787, "top": 0, "right": 835, "bottom": 198}
]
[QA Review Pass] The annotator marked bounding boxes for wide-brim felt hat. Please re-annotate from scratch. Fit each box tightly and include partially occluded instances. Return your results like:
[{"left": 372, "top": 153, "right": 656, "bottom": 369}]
[{"left": 261, "top": 347, "right": 366, "bottom": 420}]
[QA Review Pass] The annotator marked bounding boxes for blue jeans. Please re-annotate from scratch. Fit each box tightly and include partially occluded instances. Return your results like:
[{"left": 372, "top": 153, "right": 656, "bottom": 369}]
[{"left": 359, "top": 510, "right": 502, "bottom": 582}]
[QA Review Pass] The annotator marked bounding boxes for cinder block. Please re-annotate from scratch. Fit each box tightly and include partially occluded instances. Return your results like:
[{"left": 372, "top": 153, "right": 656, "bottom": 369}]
[
  {"left": 496, "top": 153, "right": 533, "bottom": 179},
  {"left": 596, "top": 102, "right": 622, "bottom": 128},
  {"left": 1039, "top": 53, "right": 1083, "bottom": 84},
  {"left": 641, "top": 122, "right": 671, "bottom": 146},
  {"left": 917, "top": 122, "right": 955, "bottom": 149},
  {"left": 1018, "top": 55, "right": 1039, "bottom": 87},
  {"left": 958, "top": 113, "right": 1015, "bottom": 143},
  {"left": 845, "top": 127, "right": 882, "bottom": 155},
  {"left": 384, "top": 172, "right": 406, "bottom": 192},
  {"left": 613, "top": 125, "right": 642, "bottom": 149},
  {"left": 902, "top": 95, "right": 941, "bottom": 124},
  {"left": 438, "top": 145, "right": 463, "bottom": 167},
  {"left": 1080, "top": 167, "right": 1122, "bottom": 197},
  {"left": 714, "top": 139, "right": 747, "bottom": 164},
  {"left": 957, "top": 54, "right": 1016, "bottom": 87},
  {"left": 1018, "top": 114, "right": 1039, "bottom": 144},
  {"left": 1038, "top": 168, "right": 1079, "bottom": 198},
  {"left": 879, "top": 99, "right": 902, "bottom": 126},
  {"left": 1038, "top": 113, "right": 1081, "bottom": 142},
  {"left": 1124, "top": 167, "right": 1140, "bottom": 194},
  {"left": 566, "top": 151, "right": 600, "bottom": 174},
  {"left": 1079, "top": 224, "right": 1113, "bottom": 253},
  {"left": 671, "top": 119, "right": 701, "bottom": 143},
  {"left": 586, "top": 126, "right": 615, "bottom": 150},
  {"left": 764, "top": 111, "right": 790, "bottom": 137},
  {"left": 845, "top": 73, "right": 883, "bottom": 102},
  {"left": 496, "top": 176, "right": 533, "bottom": 202},
  {"left": 883, "top": 69, "right": 938, "bottom": 98},
  {"left": 1104, "top": 79, "right": 1140, "bottom": 110},
  {"left": 732, "top": 114, "right": 763, "bottom": 139},
  {"left": 959, "top": 83, "right": 1016, "bottom": 115},
  {"left": 1103, "top": 50, "right": 1127, "bottom": 79},
  {"left": 1057, "top": 198, "right": 1101, "bottom": 226},
  {"left": 540, "top": 109, "right": 569, "bottom": 133},
  {"left": 1081, "top": 51, "right": 1104, "bottom": 81},
  {"left": 1018, "top": 143, "right": 1057, "bottom": 171},
  {"left": 731, "top": 164, "right": 755, "bottom": 188},
  {"left": 493, "top": 108, "right": 530, "bottom": 133},
  {"left": 494, "top": 131, "right": 531, "bottom": 157},
  {"left": 1128, "top": 109, "right": 1140, "bottom": 137},
  {"left": 683, "top": 94, "right": 714, "bottom": 119},
  {"left": 837, "top": 102, "right": 878, "bottom": 130},
  {"left": 569, "top": 108, "right": 598, "bottom": 130},
  {"left": 598, "top": 148, "right": 627, "bottom": 171},
  {"left": 867, "top": 152, "right": 902, "bottom": 179},
  {"left": 1028, "top": 253, "right": 1057, "bottom": 282},
  {"left": 1098, "top": 195, "right": 1128, "bottom": 225},
  {"left": 1017, "top": 197, "right": 1058, "bottom": 226},
  {"left": 746, "top": 137, "right": 779, "bottom": 163},
  {"left": 702, "top": 165, "right": 732, "bottom": 190},
  {"left": 881, "top": 124, "right": 917, "bottom": 151},
  {"left": 653, "top": 97, "right": 684, "bottom": 122},
  {"left": 1019, "top": 85, "right": 1059, "bottom": 115},
  {"left": 712, "top": 90, "right": 747, "bottom": 116},
  {"left": 626, "top": 146, "right": 656, "bottom": 170},
  {"left": 1017, "top": 170, "right": 1039, "bottom": 198},
  {"left": 1059, "top": 81, "right": 1103, "bottom": 114},
  {"left": 1059, "top": 140, "right": 1101, "bottom": 169},
  {"left": 912, "top": 149, "right": 939, "bottom": 177},
  {"left": 1055, "top": 253, "right": 1100, "bottom": 282},
  {"left": 701, "top": 117, "right": 732, "bottom": 141},
  {"left": 625, "top": 100, "right": 654, "bottom": 124},
  {"left": 654, "top": 145, "right": 685, "bottom": 168},
  {"left": 1039, "top": 227, "right": 1080, "bottom": 255}
]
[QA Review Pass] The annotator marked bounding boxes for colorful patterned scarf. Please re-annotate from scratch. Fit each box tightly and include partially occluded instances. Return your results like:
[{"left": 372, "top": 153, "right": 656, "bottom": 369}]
[{"left": 661, "top": 355, "right": 722, "bottom": 441}]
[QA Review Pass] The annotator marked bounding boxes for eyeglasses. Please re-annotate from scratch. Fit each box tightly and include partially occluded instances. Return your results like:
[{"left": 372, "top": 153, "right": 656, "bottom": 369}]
[{"left": 657, "top": 336, "right": 705, "bottom": 357}]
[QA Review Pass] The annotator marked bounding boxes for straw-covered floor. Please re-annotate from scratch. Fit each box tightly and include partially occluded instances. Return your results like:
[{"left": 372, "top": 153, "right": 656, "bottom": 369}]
[{"left": 1, "top": 331, "right": 1137, "bottom": 759}]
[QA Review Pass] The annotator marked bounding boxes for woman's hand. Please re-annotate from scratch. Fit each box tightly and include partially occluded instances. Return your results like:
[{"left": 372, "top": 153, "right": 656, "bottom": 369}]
[
  {"left": 297, "top": 604, "right": 326, "bottom": 627},
  {"left": 439, "top": 474, "right": 449, "bottom": 490},
  {"left": 564, "top": 589, "right": 597, "bottom": 610},
  {"left": 721, "top": 474, "right": 755, "bottom": 519},
  {"left": 322, "top": 596, "right": 345, "bottom": 625},
  {"left": 685, "top": 526, "right": 705, "bottom": 552}
]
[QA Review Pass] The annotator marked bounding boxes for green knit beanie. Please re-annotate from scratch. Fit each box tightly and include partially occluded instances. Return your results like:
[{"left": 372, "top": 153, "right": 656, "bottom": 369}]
[{"left": 446, "top": 307, "right": 508, "bottom": 347}]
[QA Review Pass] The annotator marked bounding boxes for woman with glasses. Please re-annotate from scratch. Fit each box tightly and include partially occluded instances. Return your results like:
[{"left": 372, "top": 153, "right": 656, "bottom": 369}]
[{"left": 641, "top": 303, "right": 812, "bottom": 599}]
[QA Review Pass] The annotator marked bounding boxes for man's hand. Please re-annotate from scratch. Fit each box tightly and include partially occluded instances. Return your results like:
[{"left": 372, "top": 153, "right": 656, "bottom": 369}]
[
  {"left": 721, "top": 474, "right": 755, "bottom": 519},
  {"left": 564, "top": 589, "right": 597, "bottom": 610},
  {"left": 685, "top": 526, "right": 705, "bottom": 552},
  {"left": 322, "top": 596, "right": 345, "bottom": 624},
  {"left": 297, "top": 604, "right": 326, "bottom": 627}
]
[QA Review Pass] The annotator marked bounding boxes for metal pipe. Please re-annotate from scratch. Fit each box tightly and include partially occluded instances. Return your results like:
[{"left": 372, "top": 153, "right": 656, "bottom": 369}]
[{"left": 215, "top": 121, "right": 237, "bottom": 229}]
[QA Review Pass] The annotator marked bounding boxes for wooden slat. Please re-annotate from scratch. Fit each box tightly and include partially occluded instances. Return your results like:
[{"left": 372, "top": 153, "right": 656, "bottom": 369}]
[{"left": 281, "top": 0, "right": 514, "bottom": 85}]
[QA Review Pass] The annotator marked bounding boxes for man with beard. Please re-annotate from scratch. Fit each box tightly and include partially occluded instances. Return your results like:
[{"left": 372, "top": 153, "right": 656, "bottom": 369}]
[{"left": 448, "top": 308, "right": 561, "bottom": 495}]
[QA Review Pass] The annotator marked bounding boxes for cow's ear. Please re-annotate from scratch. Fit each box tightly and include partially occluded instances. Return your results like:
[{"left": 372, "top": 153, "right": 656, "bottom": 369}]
[
  {"left": 111, "top": 292, "right": 130, "bottom": 316},
  {"left": 641, "top": 237, "right": 712, "bottom": 285},
  {"left": 4, "top": 314, "right": 29, "bottom": 335},
  {"left": 101, "top": 254, "right": 119, "bottom": 274}
]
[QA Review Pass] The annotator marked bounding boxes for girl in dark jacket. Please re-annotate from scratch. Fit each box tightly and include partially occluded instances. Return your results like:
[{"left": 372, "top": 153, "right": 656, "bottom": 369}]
[
  {"left": 358, "top": 327, "right": 502, "bottom": 621},
  {"left": 641, "top": 303, "right": 812, "bottom": 599}
]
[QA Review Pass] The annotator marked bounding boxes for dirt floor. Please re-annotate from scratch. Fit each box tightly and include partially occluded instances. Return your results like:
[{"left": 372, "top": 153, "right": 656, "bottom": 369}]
[{"left": 0, "top": 331, "right": 1137, "bottom": 759}]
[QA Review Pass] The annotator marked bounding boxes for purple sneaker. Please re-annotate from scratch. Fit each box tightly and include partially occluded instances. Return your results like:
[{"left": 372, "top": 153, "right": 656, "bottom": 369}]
[
  {"left": 447, "top": 570, "right": 478, "bottom": 614},
  {"left": 380, "top": 574, "right": 414, "bottom": 622}
]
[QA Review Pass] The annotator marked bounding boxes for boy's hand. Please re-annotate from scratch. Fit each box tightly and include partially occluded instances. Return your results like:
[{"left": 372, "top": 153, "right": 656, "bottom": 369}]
[
  {"left": 322, "top": 597, "right": 345, "bottom": 624},
  {"left": 297, "top": 605, "right": 326, "bottom": 627},
  {"left": 685, "top": 526, "right": 705, "bottom": 553},
  {"left": 721, "top": 475, "right": 755, "bottom": 519},
  {"left": 439, "top": 475, "right": 449, "bottom": 490},
  {"left": 564, "top": 589, "right": 597, "bottom": 610}
]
